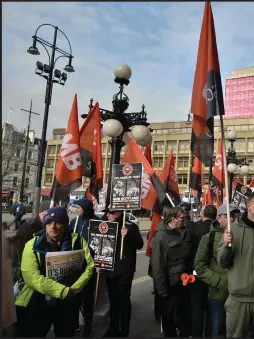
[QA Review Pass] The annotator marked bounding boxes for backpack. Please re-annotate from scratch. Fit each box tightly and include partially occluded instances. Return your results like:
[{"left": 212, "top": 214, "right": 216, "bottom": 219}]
[{"left": 207, "top": 231, "right": 216, "bottom": 262}]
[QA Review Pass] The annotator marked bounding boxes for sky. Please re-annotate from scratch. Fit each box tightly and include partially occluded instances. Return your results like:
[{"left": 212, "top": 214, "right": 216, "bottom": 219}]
[{"left": 2, "top": 1, "right": 254, "bottom": 138}]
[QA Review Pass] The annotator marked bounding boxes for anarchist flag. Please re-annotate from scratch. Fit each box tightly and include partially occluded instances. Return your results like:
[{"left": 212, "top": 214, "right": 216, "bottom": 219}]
[
  {"left": 143, "top": 145, "right": 152, "bottom": 166},
  {"left": 190, "top": 156, "right": 203, "bottom": 202},
  {"left": 210, "top": 139, "right": 224, "bottom": 205},
  {"left": 190, "top": 1, "right": 224, "bottom": 165},
  {"left": 122, "top": 137, "right": 166, "bottom": 211},
  {"left": 51, "top": 94, "right": 82, "bottom": 202},
  {"left": 79, "top": 102, "right": 103, "bottom": 202}
]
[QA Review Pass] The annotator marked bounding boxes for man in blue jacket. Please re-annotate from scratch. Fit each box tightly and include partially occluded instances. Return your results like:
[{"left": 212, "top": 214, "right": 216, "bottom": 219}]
[
  {"left": 14, "top": 200, "right": 26, "bottom": 231},
  {"left": 69, "top": 198, "right": 99, "bottom": 337}
]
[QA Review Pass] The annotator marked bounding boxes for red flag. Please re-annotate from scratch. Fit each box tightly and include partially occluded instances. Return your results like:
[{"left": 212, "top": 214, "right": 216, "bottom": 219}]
[
  {"left": 145, "top": 212, "right": 161, "bottom": 258},
  {"left": 51, "top": 94, "right": 82, "bottom": 201},
  {"left": 143, "top": 145, "right": 152, "bottom": 166},
  {"left": 191, "top": 2, "right": 224, "bottom": 165},
  {"left": 210, "top": 139, "right": 224, "bottom": 204},
  {"left": 79, "top": 102, "right": 103, "bottom": 202},
  {"left": 202, "top": 185, "right": 213, "bottom": 206},
  {"left": 190, "top": 156, "right": 202, "bottom": 201},
  {"left": 249, "top": 179, "right": 254, "bottom": 188}
]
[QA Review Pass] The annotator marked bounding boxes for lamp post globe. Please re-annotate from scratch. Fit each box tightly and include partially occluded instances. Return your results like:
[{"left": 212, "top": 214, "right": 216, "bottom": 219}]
[
  {"left": 136, "top": 131, "right": 152, "bottom": 147},
  {"left": 239, "top": 164, "right": 249, "bottom": 176},
  {"left": 114, "top": 64, "right": 132, "bottom": 80},
  {"left": 227, "top": 163, "right": 237, "bottom": 174},
  {"left": 228, "top": 130, "right": 237, "bottom": 141},
  {"left": 131, "top": 125, "right": 150, "bottom": 145},
  {"left": 102, "top": 119, "right": 123, "bottom": 138}
]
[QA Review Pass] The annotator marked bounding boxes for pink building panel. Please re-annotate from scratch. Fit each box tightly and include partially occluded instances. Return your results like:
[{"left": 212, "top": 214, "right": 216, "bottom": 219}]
[{"left": 225, "top": 76, "right": 254, "bottom": 119}]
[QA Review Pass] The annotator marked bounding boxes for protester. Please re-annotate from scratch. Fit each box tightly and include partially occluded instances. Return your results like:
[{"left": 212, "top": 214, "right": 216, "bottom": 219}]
[
  {"left": 15, "top": 206, "right": 94, "bottom": 337},
  {"left": 180, "top": 202, "right": 192, "bottom": 227},
  {"left": 2, "top": 231, "right": 17, "bottom": 337},
  {"left": 218, "top": 195, "right": 254, "bottom": 338},
  {"left": 189, "top": 204, "right": 217, "bottom": 337},
  {"left": 13, "top": 200, "right": 26, "bottom": 231},
  {"left": 69, "top": 198, "right": 99, "bottom": 337},
  {"left": 11, "top": 201, "right": 50, "bottom": 283},
  {"left": 103, "top": 207, "right": 144, "bottom": 337},
  {"left": 195, "top": 204, "right": 236, "bottom": 337},
  {"left": 151, "top": 206, "right": 192, "bottom": 337}
]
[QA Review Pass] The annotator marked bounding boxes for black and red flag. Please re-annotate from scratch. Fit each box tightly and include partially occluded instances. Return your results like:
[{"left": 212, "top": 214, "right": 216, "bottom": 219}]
[
  {"left": 79, "top": 102, "right": 103, "bottom": 203},
  {"left": 190, "top": 1, "right": 224, "bottom": 165},
  {"left": 51, "top": 94, "right": 83, "bottom": 202},
  {"left": 190, "top": 156, "right": 203, "bottom": 202},
  {"left": 210, "top": 139, "right": 224, "bottom": 205}
]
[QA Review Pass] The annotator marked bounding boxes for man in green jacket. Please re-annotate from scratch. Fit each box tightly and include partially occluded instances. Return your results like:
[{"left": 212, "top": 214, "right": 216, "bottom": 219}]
[
  {"left": 15, "top": 206, "right": 94, "bottom": 337},
  {"left": 218, "top": 195, "right": 254, "bottom": 338},
  {"left": 195, "top": 204, "right": 236, "bottom": 338}
]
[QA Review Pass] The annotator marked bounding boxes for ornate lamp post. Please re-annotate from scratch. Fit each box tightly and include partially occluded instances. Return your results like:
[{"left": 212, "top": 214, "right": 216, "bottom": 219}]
[
  {"left": 82, "top": 64, "right": 152, "bottom": 209},
  {"left": 227, "top": 130, "right": 250, "bottom": 202}
]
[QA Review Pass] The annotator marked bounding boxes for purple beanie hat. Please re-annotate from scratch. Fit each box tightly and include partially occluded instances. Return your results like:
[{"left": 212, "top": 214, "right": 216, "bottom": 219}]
[{"left": 43, "top": 206, "right": 69, "bottom": 227}]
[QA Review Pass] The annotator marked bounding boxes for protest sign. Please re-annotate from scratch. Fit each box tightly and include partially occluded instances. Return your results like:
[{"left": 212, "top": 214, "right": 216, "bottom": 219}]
[
  {"left": 110, "top": 163, "right": 142, "bottom": 211},
  {"left": 46, "top": 249, "right": 84, "bottom": 287},
  {"left": 88, "top": 219, "right": 118, "bottom": 271},
  {"left": 232, "top": 182, "right": 252, "bottom": 210}
]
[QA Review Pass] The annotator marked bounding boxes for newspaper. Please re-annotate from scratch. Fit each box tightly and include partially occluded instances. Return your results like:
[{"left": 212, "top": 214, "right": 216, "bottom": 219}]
[{"left": 46, "top": 250, "right": 84, "bottom": 287}]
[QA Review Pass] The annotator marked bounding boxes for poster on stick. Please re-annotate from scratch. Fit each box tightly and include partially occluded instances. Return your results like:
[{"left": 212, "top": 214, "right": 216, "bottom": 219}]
[
  {"left": 110, "top": 163, "right": 142, "bottom": 211},
  {"left": 88, "top": 219, "right": 118, "bottom": 271},
  {"left": 232, "top": 183, "right": 252, "bottom": 210}
]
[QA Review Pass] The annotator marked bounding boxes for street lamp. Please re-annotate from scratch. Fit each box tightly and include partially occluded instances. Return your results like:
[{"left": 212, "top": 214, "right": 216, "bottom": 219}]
[
  {"left": 81, "top": 64, "right": 151, "bottom": 209},
  {"left": 27, "top": 24, "right": 75, "bottom": 217},
  {"left": 227, "top": 130, "right": 250, "bottom": 202}
]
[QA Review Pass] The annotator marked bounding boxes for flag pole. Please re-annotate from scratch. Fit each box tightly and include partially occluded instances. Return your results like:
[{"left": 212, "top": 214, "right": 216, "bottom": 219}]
[
  {"left": 166, "top": 193, "right": 175, "bottom": 207},
  {"left": 120, "top": 210, "right": 126, "bottom": 260},
  {"left": 94, "top": 268, "right": 101, "bottom": 307},
  {"left": 219, "top": 116, "right": 231, "bottom": 244},
  {"left": 73, "top": 216, "right": 79, "bottom": 233}
]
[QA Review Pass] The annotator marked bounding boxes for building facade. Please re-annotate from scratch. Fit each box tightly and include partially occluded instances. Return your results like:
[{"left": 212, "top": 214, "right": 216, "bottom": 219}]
[
  {"left": 42, "top": 118, "right": 254, "bottom": 197},
  {"left": 2, "top": 123, "right": 40, "bottom": 202},
  {"left": 225, "top": 66, "right": 254, "bottom": 119}
]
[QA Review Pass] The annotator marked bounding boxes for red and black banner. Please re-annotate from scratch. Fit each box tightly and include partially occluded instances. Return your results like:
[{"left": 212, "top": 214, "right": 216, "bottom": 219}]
[
  {"left": 190, "top": 156, "right": 202, "bottom": 202},
  {"left": 190, "top": 2, "right": 224, "bottom": 166}
]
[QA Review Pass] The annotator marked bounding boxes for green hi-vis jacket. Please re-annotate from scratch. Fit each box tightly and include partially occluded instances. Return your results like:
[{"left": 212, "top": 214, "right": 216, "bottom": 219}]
[{"left": 15, "top": 232, "right": 94, "bottom": 307}]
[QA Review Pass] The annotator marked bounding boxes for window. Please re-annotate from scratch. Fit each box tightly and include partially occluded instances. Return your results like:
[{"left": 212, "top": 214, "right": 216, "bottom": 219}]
[
  {"left": 178, "top": 157, "right": 189, "bottom": 168},
  {"left": 234, "top": 139, "right": 245, "bottom": 153},
  {"left": 178, "top": 174, "right": 188, "bottom": 185},
  {"left": 179, "top": 140, "right": 189, "bottom": 153},
  {"left": 13, "top": 177, "right": 18, "bottom": 187},
  {"left": 14, "top": 164, "right": 19, "bottom": 172},
  {"left": 25, "top": 178, "right": 29, "bottom": 188},
  {"left": 247, "top": 138, "right": 254, "bottom": 153},
  {"left": 26, "top": 166, "right": 31, "bottom": 174},
  {"left": 16, "top": 149, "right": 21, "bottom": 157},
  {"left": 48, "top": 145, "right": 56, "bottom": 155},
  {"left": 47, "top": 159, "right": 55, "bottom": 169},
  {"left": 45, "top": 174, "right": 53, "bottom": 185},
  {"left": 166, "top": 141, "right": 177, "bottom": 152},
  {"left": 153, "top": 157, "right": 163, "bottom": 168},
  {"left": 154, "top": 141, "right": 164, "bottom": 153},
  {"left": 28, "top": 151, "right": 33, "bottom": 160},
  {"left": 57, "top": 145, "right": 61, "bottom": 155}
]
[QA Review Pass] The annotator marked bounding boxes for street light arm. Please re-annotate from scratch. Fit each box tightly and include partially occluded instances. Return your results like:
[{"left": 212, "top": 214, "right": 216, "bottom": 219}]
[
  {"left": 34, "top": 23, "right": 57, "bottom": 36},
  {"left": 53, "top": 55, "right": 68, "bottom": 68},
  {"left": 36, "top": 40, "right": 50, "bottom": 64},
  {"left": 57, "top": 28, "right": 73, "bottom": 56}
]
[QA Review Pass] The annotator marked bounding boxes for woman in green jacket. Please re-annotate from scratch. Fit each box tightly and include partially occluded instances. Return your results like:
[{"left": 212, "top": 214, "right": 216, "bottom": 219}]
[{"left": 15, "top": 206, "right": 94, "bottom": 337}]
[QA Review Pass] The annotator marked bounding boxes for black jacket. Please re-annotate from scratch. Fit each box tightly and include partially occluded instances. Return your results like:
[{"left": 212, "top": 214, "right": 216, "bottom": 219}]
[
  {"left": 188, "top": 219, "right": 212, "bottom": 270},
  {"left": 105, "top": 215, "right": 144, "bottom": 276},
  {"left": 151, "top": 220, "right": 192, "bottom": 296}
]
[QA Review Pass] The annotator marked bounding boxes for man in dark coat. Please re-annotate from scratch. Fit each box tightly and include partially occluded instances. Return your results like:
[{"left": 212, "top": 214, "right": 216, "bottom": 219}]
[
  {"left": 188, "top": 204, "right": 217, "bottom": 337},
  {"left": 152, "top": 206, "right": 192, "bottom": 337},
  {"left": 69, "top": 198, "right": 99, "bottom": 337},
  {"left": 103, "top": 207, "right": 144, "bottom": 337}
]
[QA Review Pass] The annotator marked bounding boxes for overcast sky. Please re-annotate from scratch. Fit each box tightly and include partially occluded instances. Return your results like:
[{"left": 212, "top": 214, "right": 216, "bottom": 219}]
[{"left": 2, "top": 2, "right": 254, "bottom": 138}]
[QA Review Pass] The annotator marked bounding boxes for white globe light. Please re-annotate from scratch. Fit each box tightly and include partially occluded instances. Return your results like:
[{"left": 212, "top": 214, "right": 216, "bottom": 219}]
[
  {"left": 146, "top": 133, "right": 152, "bottom": 145},
  {"left": 114, "top": 64, "right": 132, "bottom": 80},
  {"left": 228, "top": 130, "right": 236, "bottom": 141},
  {"left": 102, "top": 119, "right": 123, "bottom": 138},
  {"left": 131, "top": 125, "right": 150, "bottom": 144},
  {"left": 227, "top": 163, "right": 237, "bottom": 173},
  {"left": 239, "top": 164, "right": 249, "bottom": 176},
  {"left": 136, "top": 131, "right": 152, "bottom": 147}
]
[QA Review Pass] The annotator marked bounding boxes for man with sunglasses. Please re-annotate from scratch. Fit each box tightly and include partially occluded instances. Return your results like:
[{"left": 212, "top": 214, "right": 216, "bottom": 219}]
[
  {"left": 152, "top": 206, "right": 192, "bottom": 337},
  {"left": 102, "top": 207, "right": 144, "bottom": 337}
]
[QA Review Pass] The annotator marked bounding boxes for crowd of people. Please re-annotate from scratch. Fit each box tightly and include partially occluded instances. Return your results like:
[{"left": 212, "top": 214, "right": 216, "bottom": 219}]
[{"left": 2, "top": 195, "right": 254, "bottom": 338}]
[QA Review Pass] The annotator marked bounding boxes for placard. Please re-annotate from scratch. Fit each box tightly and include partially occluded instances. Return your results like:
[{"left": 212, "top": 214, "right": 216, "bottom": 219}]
[
  {"left": 232, "top": 182, "right": 252, "bottom": 210},
  {"left": 88, "top": 219, "right": 118, "bottom": 271},
  {"left": 110, "top": 163, "right": 142, "bottom": 211}
]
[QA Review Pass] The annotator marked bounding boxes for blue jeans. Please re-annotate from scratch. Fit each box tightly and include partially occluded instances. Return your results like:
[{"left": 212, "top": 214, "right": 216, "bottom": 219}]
[{"left": 209, "top": 299, "right": 226, "bottom": 338}]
